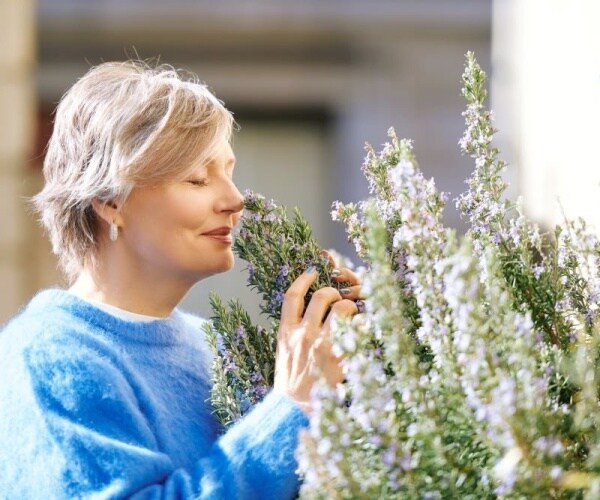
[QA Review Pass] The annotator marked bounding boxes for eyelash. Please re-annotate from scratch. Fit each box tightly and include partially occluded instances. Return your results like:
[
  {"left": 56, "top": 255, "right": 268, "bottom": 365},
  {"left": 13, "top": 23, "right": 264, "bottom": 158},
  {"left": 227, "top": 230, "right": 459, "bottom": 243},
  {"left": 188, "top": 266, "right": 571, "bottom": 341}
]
[{"left": 188, "top": 179, "right": 208, "bottom": 187}]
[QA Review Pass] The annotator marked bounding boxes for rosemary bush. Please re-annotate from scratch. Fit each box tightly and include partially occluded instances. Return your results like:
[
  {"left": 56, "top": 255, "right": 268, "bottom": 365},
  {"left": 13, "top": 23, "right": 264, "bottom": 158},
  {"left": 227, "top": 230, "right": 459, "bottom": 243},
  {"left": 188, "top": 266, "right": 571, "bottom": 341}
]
[
  {"left": 206, "top": 52, "right": 600, "bottom": 498},
  {"left": 203, "top": 192, "right": 349, "bottom": 426}
]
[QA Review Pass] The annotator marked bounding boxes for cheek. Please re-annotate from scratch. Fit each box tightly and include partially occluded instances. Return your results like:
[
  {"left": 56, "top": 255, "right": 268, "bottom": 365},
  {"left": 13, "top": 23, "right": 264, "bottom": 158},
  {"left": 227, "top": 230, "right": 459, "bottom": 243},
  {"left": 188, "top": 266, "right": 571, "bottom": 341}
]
[
  {"left": 161, "top": 196, "right": 211, "bottom": 230},
  {"left": 126, "top": 189, "right": 214, "bottom": 241},
  {"left": 179, "top": 201, "right": 213, "bottom": 231},
  {"left": 125, "top": 204, "right": 180, "bottom": 249}
]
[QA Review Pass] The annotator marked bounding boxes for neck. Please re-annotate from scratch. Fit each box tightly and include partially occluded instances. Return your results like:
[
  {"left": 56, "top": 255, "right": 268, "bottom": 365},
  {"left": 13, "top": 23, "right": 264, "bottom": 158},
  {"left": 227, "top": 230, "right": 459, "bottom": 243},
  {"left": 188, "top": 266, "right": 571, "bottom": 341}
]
[{"left": 70, "top": 262, "right": 194, "bottom": 318}]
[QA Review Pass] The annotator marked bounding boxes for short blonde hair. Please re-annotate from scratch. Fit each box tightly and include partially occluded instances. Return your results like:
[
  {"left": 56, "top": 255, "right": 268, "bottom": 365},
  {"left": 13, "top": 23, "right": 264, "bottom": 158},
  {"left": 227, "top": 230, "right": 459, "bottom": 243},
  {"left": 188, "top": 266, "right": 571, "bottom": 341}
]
[{"left": 33, "top": 60, "right": 234, "bottom": 281}]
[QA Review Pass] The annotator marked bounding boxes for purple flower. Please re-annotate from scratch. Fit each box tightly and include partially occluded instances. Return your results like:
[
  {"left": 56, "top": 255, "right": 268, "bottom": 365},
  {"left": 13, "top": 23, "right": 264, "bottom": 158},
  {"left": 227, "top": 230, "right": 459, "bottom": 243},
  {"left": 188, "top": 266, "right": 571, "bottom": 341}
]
[
  {"left": 585, "top": 309, "right": 595, "bottom": 326},
  {"left": 275, "top": 265, "right": 290, "bottom": 288},
  {"left": 247, "top": 264, "right": 255, "bottom": 282},
  {"left": 399, "top": 453, "right": 412, "bottom": 471},
  {"left": 268, "top": 290, "right": 285, "bottom": 314},
  {"left": 252, "top": 384, "right": 268, "bottom": 398},
  {"left": 243, "top": 189, "right": 257, "bottom": 203},
  {"left": 222, "top": 351, "right": 237, "bottom": 374},
  {"left": 263, "top": 198, "right": 275, "bottom": 211}
]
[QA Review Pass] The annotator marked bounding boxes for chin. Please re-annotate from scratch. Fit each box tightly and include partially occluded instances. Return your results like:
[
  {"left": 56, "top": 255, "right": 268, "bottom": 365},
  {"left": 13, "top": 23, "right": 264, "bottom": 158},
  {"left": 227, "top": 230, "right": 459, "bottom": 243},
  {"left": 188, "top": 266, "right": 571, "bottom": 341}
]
[
  {"left": 198, "top": 255, "right": 235, "bottom": 279},
  {"left": 217, "top": 259, "right": 235, "bottom": 274},
  {"left": 220, "top": 251, "right": 235, "bottom": 271}
]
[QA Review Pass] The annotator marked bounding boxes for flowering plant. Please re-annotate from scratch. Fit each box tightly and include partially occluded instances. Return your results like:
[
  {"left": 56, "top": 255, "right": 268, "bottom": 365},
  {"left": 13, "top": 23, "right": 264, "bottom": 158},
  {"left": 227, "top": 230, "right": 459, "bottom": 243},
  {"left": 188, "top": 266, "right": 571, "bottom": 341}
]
[
  {"left": 204, "top": 193, "right": 350, "bottom": 427},
  {"left": 206, "top": 52, "right": 600, "bottom": 498}
]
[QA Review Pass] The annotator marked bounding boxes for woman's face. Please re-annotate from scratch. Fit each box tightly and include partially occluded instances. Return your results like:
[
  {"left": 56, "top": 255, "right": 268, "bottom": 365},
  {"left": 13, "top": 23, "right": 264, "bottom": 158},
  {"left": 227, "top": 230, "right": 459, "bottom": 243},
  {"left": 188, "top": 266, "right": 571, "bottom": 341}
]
[{"left": 117, "top": 139, "right": 244, "bottom": 285}]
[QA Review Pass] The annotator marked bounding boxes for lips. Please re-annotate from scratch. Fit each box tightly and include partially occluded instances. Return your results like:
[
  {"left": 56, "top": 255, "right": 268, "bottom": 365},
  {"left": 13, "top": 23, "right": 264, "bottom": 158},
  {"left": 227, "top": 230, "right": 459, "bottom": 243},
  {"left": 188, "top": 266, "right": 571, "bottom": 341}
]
[{"left": 202, "top": 227, "right": 233, "bottom": 243}]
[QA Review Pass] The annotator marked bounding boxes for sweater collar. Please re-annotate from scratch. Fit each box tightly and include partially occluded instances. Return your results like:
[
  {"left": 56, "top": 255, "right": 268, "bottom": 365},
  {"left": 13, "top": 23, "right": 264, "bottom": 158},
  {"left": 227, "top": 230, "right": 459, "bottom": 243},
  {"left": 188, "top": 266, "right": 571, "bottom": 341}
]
[{"left": 27, "top": 289, "right": 192, "bottom": 346}]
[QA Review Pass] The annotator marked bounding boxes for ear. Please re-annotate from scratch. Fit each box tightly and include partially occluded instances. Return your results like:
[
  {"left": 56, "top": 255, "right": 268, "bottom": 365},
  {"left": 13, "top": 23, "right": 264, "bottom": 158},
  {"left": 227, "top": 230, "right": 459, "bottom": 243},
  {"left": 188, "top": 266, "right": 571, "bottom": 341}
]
[{"left": 91, "top": 199, "right": 122, "bottom": 226}]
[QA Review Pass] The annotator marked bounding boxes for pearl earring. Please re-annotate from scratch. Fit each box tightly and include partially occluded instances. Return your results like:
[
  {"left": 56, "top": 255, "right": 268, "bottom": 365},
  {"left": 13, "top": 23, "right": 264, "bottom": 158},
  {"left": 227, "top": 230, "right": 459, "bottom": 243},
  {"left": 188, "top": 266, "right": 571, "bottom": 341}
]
[{"left": 109, "top": 222, "right": 118, "bottom": 242}]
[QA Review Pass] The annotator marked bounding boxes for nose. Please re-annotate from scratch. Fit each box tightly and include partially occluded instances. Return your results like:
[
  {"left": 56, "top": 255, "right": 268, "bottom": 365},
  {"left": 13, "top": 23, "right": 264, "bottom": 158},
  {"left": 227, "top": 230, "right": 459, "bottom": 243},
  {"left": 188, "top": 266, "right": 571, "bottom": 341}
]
[{"left": 217, "top": 178, "right": 244, "bottom": 214}]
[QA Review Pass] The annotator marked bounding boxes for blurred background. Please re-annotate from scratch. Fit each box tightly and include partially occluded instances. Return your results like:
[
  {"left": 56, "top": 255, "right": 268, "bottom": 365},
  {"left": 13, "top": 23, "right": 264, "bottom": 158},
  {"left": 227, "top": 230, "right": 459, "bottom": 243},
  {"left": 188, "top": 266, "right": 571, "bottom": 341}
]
[{"left": 1, "top": 0, "right": 598, "bottom": 323}]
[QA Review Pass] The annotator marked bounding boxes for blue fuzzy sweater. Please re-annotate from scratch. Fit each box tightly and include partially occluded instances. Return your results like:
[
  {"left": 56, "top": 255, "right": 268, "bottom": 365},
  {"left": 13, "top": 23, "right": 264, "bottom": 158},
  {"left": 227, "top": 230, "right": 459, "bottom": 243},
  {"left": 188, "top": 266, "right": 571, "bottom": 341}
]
[{"left": 0, "top": 289, "right": 308, "bottom": 499}]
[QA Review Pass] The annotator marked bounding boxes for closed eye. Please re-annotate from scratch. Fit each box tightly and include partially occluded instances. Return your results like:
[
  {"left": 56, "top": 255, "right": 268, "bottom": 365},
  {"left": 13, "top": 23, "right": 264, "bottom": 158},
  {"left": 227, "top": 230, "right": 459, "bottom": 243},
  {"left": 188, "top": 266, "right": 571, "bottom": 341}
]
[{"left": 187, "top": 179, "right": 208, "bottom": 187}]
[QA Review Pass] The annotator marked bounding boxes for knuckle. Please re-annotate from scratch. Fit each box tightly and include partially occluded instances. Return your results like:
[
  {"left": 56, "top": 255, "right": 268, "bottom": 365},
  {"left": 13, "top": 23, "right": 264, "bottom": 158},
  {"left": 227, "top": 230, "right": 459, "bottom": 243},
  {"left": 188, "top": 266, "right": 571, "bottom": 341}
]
[
  {"left": 312, "top": 338, "right": 325, "bottom": 351},
  {"left": 332, "top": 299, "right": 359, "bottom": 314},
  {"left": 313, "top": 287, "right": 341, "bottom": 302},
  {"left": 299, "top": 333, "right": 313, "bottom": 350},
  {"left": 316, "top": 339, "right": 332, "bottom": 353}
]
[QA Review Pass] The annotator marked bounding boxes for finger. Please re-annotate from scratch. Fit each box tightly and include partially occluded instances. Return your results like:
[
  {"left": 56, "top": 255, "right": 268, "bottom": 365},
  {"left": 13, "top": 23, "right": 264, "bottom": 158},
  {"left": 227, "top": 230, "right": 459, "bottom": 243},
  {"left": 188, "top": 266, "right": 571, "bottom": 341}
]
[
  {"left": 280, "top": 267, "right": 319, "bottom": 325},
  {"left": 303, "top": 287, "right": 342, "bottom": 330},
  {"left": 338, "top": 285, "right": 363, "bottom": 301},
  {"left": 324, "top": 299, "right": 359, "bottom": 330},
  {"left": 331, "top": 266, "right": 361, "bottom": 286},
  {"left": 319, "top": 249, "right": 338, "bottom": 269}
]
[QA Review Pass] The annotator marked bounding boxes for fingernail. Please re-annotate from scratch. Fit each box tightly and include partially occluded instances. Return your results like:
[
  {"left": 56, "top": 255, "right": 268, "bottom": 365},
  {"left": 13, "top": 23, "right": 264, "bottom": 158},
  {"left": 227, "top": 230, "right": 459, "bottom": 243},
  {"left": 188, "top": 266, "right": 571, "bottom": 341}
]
[
  {"left": 305, "top": 265, "right": 317, "bottom": 274},
  {"left": 331, "top": 269, "right": 342, "bottom": 278},
  {"left": 340, "top": 287, "right": 351, "bottom": 295}
]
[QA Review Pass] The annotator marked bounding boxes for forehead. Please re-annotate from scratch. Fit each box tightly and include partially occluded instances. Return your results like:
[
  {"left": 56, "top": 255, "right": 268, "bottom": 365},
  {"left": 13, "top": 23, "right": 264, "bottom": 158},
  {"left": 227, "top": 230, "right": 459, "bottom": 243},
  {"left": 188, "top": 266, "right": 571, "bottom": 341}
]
[
  {"left": 197, "top": 140, "right": 236, "bottom": 169},
  {"left": 216, "top": 141, "right": 236, "bottom": 163}
]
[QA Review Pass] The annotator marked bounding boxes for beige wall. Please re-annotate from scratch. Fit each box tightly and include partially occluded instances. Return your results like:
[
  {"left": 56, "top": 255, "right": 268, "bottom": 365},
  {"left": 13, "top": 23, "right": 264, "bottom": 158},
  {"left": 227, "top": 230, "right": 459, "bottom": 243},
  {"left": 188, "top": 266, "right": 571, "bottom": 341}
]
[
  {"left": 492, "top": 1, "right": 600, "bottom": 230},
  {"left": 0, "top": 0, "right": 42, "bottom": 324}
]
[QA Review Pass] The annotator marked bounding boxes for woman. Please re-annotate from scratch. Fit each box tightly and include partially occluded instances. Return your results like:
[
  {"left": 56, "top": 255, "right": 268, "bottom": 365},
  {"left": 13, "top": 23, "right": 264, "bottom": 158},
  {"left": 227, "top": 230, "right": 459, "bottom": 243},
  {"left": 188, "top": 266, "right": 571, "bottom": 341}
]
[{"left": 0, "top": 61, "right": 360, "bottom": 498}]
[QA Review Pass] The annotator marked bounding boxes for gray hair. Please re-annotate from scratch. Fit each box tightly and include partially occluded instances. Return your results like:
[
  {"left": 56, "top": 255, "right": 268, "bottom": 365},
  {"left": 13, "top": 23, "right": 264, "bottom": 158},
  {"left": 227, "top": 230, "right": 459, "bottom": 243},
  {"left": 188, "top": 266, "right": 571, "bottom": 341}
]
[{"left": 33, "top": 60, "right": 234, "bottom": 281}]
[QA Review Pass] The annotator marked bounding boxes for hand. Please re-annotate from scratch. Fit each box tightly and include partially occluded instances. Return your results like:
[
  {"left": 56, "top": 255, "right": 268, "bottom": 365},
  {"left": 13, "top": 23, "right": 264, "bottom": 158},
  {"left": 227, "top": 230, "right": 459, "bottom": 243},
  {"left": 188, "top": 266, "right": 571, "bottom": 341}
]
[
  {"left": 274, "top": 265, "right": 361, "bottom": 414},
  {"left": 322, "top": 249, "right": 362, "bottom": 301}
]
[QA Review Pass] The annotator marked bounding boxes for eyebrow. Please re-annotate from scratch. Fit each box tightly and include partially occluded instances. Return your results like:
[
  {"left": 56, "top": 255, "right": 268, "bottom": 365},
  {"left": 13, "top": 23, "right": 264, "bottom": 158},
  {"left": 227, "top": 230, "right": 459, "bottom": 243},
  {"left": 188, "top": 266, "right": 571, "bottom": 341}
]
[{"left": 204, "top": 157, "right": 236, "bottom": 169}]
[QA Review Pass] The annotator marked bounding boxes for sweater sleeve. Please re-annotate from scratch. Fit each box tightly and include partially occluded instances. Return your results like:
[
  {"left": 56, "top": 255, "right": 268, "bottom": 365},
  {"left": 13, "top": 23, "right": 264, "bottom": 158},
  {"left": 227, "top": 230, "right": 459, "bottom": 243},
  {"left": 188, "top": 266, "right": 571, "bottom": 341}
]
[{"left": 3, "top": 337, "right": 308, "bottom": 499}]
